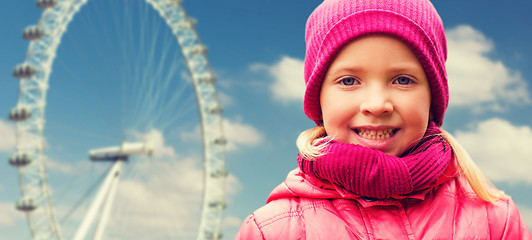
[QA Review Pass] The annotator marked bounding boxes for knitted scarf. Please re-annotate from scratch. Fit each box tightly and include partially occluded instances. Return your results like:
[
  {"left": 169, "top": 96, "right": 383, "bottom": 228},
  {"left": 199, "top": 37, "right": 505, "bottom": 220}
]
[{"left": 298, "top": 122, "right": 452, "bottom": 199}]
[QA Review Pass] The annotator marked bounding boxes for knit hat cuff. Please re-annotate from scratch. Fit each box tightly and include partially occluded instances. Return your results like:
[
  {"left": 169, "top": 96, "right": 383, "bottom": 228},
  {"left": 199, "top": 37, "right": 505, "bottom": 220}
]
[{"left": 304, "top": 10, "right": 448, "bottom": 126}]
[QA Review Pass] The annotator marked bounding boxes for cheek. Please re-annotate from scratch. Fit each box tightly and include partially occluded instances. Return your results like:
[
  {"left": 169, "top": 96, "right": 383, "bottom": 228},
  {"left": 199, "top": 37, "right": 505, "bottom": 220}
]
[
  {"left": 322, "top": 97, "right": 357, "bottom": 123},
  {"left": 407, "top": 104, "right": 431, "bottom": 123},
  {"left": 321, "top": 105, "right": 345, "bottom": 133},
  {"left": 320, "top": 95, "right": 358, "bottom": 137},
  {"left": 399, "top": 94, "right": 431, "bottom": 145},
  {"left": 401, "top": 92, "right": 431, "bottom": 122}
]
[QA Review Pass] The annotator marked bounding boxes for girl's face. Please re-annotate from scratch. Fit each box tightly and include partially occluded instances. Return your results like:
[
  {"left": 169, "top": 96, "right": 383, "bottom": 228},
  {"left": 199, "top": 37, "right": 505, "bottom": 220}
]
[{"left": 320, "top": 35, "right": 431, "bottom": 156}]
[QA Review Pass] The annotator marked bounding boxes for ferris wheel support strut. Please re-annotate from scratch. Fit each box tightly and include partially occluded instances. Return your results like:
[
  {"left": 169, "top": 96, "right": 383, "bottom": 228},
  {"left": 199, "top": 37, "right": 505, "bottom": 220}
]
[
  {"left": 73, "top": 141, "right": 151, "bottom": 240},
  {"left": 92, "top": 161, "right": 121, "bottom": 240},
  {"left": 72, "top": 160, "right": 124, "bottom": 240}
]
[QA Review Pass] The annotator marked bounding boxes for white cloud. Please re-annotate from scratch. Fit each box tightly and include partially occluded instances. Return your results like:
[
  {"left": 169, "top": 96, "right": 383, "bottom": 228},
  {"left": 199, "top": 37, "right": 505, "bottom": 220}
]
[
  {"left": 0, "top": 119, "right": 49, "bottom": 155},
  {"left": 180, "top": 124, "right": 202, "bottom": 142},
  {"left": 217, "top": 91, "right": 235, "bottom": 107},
  {"left": 248, "top": 26, "right": 531, "bottom": 110},
  {"left": 222, "top": 118, "right": 263, "bottom": 152},
  {"left": 46, "top": 158, "right": 74, "bottom": 174},
  {"left": 180, "top": 118, "right": 264, "bottom": 152},
  {"left": 446, "top": 25, "right": 530, "bottom": 111},
  {"left": 43, "top": 129, "right": 174, "bottom": 176},
  {"left": 51, "top": 130, "right": 244, "bottom": 239},
  {"left": 454, "top": 118, "right": 532, "bottom": 183},
  {"left": 251, "top": 56, "right": 305, "bottom": 103},
  {"left": 225, "top": 171, "right": 244, "bottom": 198},
  {"left": 98, "top": 156, "right": 243, "bottom": 239},
  {"left": 0, "top": 119, "right": 16, "bottom": 153},
  {"left": 135, "top": 129, "right": 176, "bottom": 158},
  {"left": 222, "top": 215, "right": 243, "bottom": 229},
  {"left": 0, "top": 202, "right": 23, "bottom": 227}
]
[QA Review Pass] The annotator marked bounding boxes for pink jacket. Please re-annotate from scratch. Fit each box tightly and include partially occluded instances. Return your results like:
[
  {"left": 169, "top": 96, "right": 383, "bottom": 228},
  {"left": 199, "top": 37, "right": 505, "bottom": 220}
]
[{"left": 236, "top": 168, "right": 532, "bottom": 240}]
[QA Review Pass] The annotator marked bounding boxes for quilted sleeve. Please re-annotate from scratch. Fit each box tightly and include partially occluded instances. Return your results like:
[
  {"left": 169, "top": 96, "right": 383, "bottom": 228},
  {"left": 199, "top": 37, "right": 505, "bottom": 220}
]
[
  {"left": 495, "top": 198, "right": 532, "bottom": 239},
  {"left": 235, "top": 214, "right": 265, "bottom": 240}
]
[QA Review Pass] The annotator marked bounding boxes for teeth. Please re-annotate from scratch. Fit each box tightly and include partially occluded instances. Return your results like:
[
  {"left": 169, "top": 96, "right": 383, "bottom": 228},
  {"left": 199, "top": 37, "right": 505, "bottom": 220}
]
[{"left": 356, "top": 129, "right": 395, "bottom": 140}]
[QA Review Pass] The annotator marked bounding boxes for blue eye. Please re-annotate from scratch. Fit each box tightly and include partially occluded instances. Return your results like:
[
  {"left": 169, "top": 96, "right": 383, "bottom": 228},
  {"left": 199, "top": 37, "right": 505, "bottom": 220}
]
[
  {"left": 340, "top": 77, "right": 357, "bottom": 86},
  {"left": 394, "top": 76, "right": 413, "bottom": 85}
]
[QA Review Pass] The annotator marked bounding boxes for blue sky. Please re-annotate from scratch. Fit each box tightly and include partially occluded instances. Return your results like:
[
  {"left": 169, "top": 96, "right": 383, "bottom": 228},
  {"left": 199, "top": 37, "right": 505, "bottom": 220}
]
[{"left": 1, "top": 0, "right": 531, "bottom": 239}]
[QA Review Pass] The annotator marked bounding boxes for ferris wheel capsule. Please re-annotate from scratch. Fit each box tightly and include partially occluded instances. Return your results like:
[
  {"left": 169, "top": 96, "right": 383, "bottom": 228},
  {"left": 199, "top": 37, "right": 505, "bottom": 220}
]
[
  {"left": 36, "top": 0, "right": 58, "bottom": 9},
  {"left": 176, "top": 17, "right": 197, "bottom": 29},
  {"left": 203, "top": 231, "right": 223, "bottom": 240},
  {"left": 169, "top": 0, "right": 183, "bottom": 5},
  {"left": 16, "top": 198, "right": 38, "bottom": 212},
  {"left": 188, "top": 44, "right": 208, "bottom": 55},
  {"left": 213, "top": 137, "right": 227, "bottom": 146},
  {"left": 9, "top": 152, "right": 33, "bottom": 167},
  {"left": 13, "top": 63, "right": 37, "bottom": 79},
  {"left": 210, "top": 169, "right": 228, "bottom": 178},
  {"left": 208, "top": 200, "right": 227, "bottom": 209},
  {"left": 197, "top": 72, "right": 216, "bottom": 84},
  {"left": 8, "top": 107, "right": 32, "bottom": 122},
  {"left": 23, "top": 25, "right": 45, "bottom": 40},
  {"left": 207, "top": 104, "right": 223, "bottom": 115}
]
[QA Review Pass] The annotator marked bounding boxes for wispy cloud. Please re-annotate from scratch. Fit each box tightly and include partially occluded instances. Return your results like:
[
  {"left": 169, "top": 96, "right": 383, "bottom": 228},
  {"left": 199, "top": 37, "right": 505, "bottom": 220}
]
[
  {"left": 251, "top": 56, "right": 305, "bottom": 103},
  {"left": 222, "top": 118, "right": 264, "bottom": 151},
  {"left": 253, "top": 25, "right": 531, "bottom": 113},
  {"left": 217, "top": 91, "right": 235, "bottom": 107},
  {"left": 180, "top": 117, "right": 264, "bottom": 152},
  {"left": 222, "top": 215, "right": 243, "bottom": 229},
  {"left": 454, "top": 118, "right": 532, "bottom": 183},
  {"left": 44, "top": 129, "right": 176, "bottom": 176},
  {"left": 136, "top": 129, "right": 177, "bottom": 158},
  {"left": 46, "top": 158, "right": 74, "bottom": 174},
  {"left": 0, "top": 202, "right": 23, "bottom": 228},
  {"left": 0, "top": 119, "right": 16, "bottom": 153},
  {"left": 101, "top": 157, "right": 243, "bottom": 239},
  {"left": 446, "top": 25, "right": 530, "bottom": 111},
  {"left": 106, "top": 157, "right": 204, "bottom": 239},
  {"left": 55, "top": 130, "right": 244, "bottom": 239},
  {"left": 222, "top": 214, "right": 245, "bottom": 238}
]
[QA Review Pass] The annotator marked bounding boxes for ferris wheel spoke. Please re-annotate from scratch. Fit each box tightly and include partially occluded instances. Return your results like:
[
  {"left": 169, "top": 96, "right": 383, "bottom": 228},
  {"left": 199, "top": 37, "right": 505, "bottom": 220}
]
[{"left": 11, "top": 0, "right": 227, "bottom": 239}]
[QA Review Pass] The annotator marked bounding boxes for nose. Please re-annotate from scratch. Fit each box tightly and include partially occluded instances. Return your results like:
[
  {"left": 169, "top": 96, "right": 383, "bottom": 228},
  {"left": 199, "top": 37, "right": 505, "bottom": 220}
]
[{"left": 360, "top": 86, "right": 393, "bottom": 116}]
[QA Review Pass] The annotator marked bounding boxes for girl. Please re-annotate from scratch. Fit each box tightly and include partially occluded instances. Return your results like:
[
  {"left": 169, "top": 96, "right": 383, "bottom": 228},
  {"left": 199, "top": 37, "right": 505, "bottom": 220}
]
[{"left": 237, "top": 0, "right": 532, "bottom": 239}]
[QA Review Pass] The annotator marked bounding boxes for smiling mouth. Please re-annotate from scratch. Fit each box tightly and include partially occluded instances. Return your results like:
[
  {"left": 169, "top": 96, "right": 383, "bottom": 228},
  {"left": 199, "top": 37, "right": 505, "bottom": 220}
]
[{"left": 354, "top": 128, "right": 399, "bottom": 140}]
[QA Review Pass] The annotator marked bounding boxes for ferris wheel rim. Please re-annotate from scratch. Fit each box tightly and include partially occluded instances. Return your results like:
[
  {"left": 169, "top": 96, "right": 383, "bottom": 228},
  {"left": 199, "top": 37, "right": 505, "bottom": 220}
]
[{"left": 11, "top": 0, "right": 227, "bottom": 239}]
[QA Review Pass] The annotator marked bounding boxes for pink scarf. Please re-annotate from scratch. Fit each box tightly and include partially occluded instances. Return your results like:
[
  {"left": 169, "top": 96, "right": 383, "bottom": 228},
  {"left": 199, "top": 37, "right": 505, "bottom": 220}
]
[{"left": 298, "top": 122, "right": 452, "bottom": 199}]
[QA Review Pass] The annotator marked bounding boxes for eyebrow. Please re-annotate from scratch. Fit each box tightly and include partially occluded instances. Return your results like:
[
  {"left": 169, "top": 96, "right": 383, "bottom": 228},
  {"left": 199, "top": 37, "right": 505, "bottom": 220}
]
[
  {"left": 325, "top": 66, "right": 365, "bottom": 79},
  {"left": 387, "top": 63, "right": 424, "bottom": 72},
  {"left": 325, "top": 63, "right": 424, "bottom": 78}
]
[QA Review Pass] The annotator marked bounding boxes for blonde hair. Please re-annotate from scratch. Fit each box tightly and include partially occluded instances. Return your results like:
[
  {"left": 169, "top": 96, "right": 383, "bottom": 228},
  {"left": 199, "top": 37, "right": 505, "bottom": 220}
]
[{"left": 296, "top": 126, "right": 509, "bottom": 203}]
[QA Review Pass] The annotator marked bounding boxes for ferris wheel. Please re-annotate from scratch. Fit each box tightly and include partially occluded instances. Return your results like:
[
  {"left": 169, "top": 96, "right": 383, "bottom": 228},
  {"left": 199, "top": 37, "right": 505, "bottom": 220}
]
[{"left": 9, "top": 0, "right": 227, "bottom": 239}]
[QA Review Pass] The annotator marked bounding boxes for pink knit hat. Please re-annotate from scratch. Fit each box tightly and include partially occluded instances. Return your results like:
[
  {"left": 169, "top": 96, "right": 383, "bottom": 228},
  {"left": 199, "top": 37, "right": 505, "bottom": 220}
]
[{"left": 304, "top": 0, "right": 448, "bottom": 126}]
